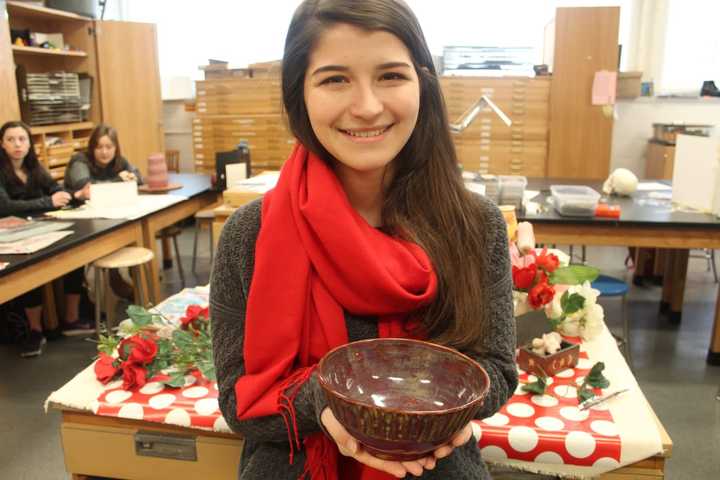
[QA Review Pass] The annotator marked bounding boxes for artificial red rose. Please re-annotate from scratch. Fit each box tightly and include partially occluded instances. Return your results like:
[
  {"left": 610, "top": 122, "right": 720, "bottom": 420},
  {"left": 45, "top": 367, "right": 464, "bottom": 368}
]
[
  {"left": 512, "top": 263, "right": 537, "bottom": 290},
  {"left": 94, "top": 353, "right": 119, "bottom": 384},
  {"left": 121, "top": 362, "right": 147, "bottom": 390},
  {"left": 528, "top": 280, "right": 555, "bottom": 309},
  {"left": 118, "top": 335, "right": 158, "bottom": 365},
  {"left": 180, "top": 304, "right": 209, "bottom": 330},
  {"left": 535, "top": 248, "right": 560, "bottom": 273}
]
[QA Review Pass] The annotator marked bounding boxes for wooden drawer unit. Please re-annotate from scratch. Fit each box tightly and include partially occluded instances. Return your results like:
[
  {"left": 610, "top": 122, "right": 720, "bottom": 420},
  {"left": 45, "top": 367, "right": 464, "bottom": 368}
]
[
  {"left": 645, "top": 141, "right": 675, "bottom": 180},
  {"left": 455, "top": 139, "right": 547, "bottom": 176},
  {"left": 60, "top": 411, "right": 243, "bottom": 480}
]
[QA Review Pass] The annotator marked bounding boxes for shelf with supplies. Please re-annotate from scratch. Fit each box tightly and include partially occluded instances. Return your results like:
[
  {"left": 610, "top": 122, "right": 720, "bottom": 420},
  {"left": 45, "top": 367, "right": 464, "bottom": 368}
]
[
  {"left": 1, "top": 1, "right": 163, "bottom": 177},
  {"left": 11, "top": 45, "right": 87, "bottom": 57},
  {"left": 30, "top": 122, "right": 94, "bottom": 182}
]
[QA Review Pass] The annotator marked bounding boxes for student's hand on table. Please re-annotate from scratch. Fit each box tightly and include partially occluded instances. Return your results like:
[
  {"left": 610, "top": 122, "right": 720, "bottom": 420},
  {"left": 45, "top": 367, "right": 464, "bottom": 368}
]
[
  {"left": 321, "top": 407, "right": 436, "bottom": 478},
  {"left": 52, "top": 191, "right": 71, "bottom": 208},
  {"left": 73, "top": 183, "right": 91, "bottom": 200},
  {"left": 432, "top": 422, "right": 474, "bottom": 460},
  {"left": 119, "top": 170, "right": 136, "bottom": 182}
]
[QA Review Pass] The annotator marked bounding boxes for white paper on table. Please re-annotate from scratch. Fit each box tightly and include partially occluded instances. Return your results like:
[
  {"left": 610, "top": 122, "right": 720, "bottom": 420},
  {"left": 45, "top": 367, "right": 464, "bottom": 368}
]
[
  {"left": 45, "top": 194, "right": 187, "bottom": 220},
  {"left": 225, "top": 163, "right": 248, "bottom": 187},
  {"left": 636, "top": 182, "right": 672, "bottom": 191},
  {"left": 231, "top": 172, "right": 279, "bottom": 193},
  {"left": 523, "top": 189, "right": 540, "bottom": 203},
  {"left": 88, "top": 182, "right": 138, "bottom": 209},
  {"left": 672, "top": 135, "right": 720, "bottom": 212},
  {"left": 0, "top": 230, "right": 73, "bottom": 254},
  {"left": 465, "top": 182, "right": 486, "bottom": 196}
]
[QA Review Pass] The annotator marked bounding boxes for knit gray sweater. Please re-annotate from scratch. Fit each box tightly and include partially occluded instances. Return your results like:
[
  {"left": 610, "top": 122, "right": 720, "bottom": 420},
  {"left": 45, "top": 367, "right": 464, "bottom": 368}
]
[{"left": 210, "top": 196, "right": 517, "bottom": 479}]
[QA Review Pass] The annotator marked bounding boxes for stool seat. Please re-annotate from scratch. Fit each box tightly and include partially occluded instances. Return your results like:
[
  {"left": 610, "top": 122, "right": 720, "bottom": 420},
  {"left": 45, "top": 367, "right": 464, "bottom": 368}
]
[
  {"left": 94, "top": 247, "right": 154, "bottom": 269},
  {"left": 591, "top": 274, "right": 629, "bottom": 297},
  {"left": 155, "top": 225, "right": 183, "bottom": 239},
  {"left": 195, "top": 209, "right": 215, "bottom": 220}
]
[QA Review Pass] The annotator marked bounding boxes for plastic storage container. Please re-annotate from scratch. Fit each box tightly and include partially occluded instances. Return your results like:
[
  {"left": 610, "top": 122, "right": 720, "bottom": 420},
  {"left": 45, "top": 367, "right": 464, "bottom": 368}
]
[
  {"left": 498, "top": 175, "right": 527, "bottom": 209},
  {"left": 550, "top": 185, "right": 600, "bottom": 217}
]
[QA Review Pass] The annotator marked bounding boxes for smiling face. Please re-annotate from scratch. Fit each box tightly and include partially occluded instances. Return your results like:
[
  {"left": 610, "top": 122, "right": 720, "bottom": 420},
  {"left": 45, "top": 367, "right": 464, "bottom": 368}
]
[
  {"left": 94, "top": 135, "right": 117, "bottom": 166},
  {"left": 1, "top": 127, "right": 30, "bottom": 163},
  {"left": 303, "top": 23, "right": 420, "bottom": 179}
]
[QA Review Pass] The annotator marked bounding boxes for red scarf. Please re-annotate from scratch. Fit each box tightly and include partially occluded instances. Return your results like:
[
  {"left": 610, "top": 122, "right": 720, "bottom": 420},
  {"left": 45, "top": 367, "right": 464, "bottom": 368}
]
[{"left": 234, "top": 144, "right": 437, "bottom": 479}]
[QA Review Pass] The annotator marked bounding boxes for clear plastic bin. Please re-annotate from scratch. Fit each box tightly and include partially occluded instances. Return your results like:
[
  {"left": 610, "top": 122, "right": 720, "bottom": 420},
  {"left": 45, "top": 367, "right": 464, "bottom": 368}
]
[
  {"left": 499, "top": 175, "right": 527, "bottom": 209},
  {"left": 550, "top": 185, "right": 600, "bottom": 217}
]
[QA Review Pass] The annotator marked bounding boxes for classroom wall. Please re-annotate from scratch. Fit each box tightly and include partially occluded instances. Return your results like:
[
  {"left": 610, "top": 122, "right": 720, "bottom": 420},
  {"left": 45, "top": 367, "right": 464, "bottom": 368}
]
[
  {"left": 610, "top": 98, "right": 720, "bottom": 176},
  {"left": 162, "top": 100, "right": 194, "bottom": 173}
]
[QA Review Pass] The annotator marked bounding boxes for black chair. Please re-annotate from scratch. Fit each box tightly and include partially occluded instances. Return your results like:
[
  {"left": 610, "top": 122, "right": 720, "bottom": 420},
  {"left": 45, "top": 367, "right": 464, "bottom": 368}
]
[{"left": 214, "top": 141, "right": 251, "bottom": 191}]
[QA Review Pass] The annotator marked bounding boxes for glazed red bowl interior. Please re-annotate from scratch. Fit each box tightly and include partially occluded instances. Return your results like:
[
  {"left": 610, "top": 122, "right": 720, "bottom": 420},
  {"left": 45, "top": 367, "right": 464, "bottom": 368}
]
[{"left": 317, "top": 338, "right": 490, "bottom": 461}]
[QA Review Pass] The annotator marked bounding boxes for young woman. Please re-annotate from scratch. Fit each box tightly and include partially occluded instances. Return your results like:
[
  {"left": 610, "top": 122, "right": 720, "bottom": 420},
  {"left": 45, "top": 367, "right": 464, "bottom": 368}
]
[
  {"left": 210, "top": 1, "right": 517, "bottom": 478},
  {"left": 0, "top": 121, "right": 91, "bottom": 357},
  {"left": 64, "top": 123, "right": 143, "bottom": 200}
]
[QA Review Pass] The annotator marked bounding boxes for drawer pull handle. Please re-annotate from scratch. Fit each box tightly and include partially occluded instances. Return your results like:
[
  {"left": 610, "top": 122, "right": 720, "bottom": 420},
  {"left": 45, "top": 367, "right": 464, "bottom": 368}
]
[{"left": 135, "top": 431, "right": 197, "bottom": 462}]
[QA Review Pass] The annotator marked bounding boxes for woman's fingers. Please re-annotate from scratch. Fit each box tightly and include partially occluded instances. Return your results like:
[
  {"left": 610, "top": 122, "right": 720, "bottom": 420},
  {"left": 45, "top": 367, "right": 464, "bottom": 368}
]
[
  {"left": 352, "top": 449, "right": 408, "bottom": 478},
  {"left": 320, "top": 408, "right": 357, "bottom": 455},
  {"left": 451, "top": 423, "right": 473, "bottom": 447}
]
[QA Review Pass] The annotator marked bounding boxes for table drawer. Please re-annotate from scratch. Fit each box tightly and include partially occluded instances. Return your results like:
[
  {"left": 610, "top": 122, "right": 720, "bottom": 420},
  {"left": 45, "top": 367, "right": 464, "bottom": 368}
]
[{"left": 62, "top": 421, "right": 243, "bottom": 480}]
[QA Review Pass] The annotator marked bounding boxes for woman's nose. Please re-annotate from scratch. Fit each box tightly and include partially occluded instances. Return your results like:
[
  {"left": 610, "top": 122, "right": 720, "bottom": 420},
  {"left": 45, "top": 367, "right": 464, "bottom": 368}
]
[{"left": 349, "top": 84, "right": 383, "bottom": 119}]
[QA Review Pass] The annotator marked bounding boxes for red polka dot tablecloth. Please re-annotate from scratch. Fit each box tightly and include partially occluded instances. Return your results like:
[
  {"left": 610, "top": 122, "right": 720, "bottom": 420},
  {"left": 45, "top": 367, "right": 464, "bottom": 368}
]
[
  {"left": 46, "top": 288, "right": 664, "bottom": 478},
  {"left": 92, "top": 370, "right": 228, "bottom": 432},
  {"left": 475, "top": 344, "right": 622, "bottom": 471}
]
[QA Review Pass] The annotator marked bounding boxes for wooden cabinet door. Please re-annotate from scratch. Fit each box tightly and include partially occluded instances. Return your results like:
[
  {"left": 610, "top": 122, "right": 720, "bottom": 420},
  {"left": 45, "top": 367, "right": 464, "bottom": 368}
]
[
  {"left": 547, "top": 7, "right": 619, "bottom": 180},
  {"left": 0, "top": 7, "right": 20, "bottom": 124},
  {"left": 94, "top": 20, "right": 163, "bottom": 176},
  {"left": 645, "top": 142, "right": 675, "bottom": 180}
]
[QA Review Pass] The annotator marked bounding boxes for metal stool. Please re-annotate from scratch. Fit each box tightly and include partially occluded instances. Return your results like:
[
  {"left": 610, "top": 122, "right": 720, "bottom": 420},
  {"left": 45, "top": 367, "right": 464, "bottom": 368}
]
[
  {"left": 690, "top": 249, "right": 718, "bottom": 283},
  {"left": 591, "top": 274, "right": 631, "bottom": 367},
  {"left": 192, "top": 208, "right": 215, "bottom": 274},
  {"left": 155, "top": 225, "right": 186, "bottom": 287},
  {"left": 93, "top": 247, "right": 154, "bottom": 335}
]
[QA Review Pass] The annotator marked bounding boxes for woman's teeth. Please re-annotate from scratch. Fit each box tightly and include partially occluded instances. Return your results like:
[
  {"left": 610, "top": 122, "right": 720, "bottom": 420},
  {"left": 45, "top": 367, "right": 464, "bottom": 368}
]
[{"left": 342, "top": 126, "right": 389, "bottom": 137}]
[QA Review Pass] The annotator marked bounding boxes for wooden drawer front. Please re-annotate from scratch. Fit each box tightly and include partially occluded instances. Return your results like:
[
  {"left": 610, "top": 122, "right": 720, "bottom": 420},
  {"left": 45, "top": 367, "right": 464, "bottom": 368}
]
[
  {"left": 455, "top": 140, "right": 547, "bottom": 176},
  {"left": 645, "top": 142, "right": 675, "bottom": 180},
  {"left": 62, "top": 421, "right": 243, "bottom": 480},
  {"left": 453, "top": 123, "right": 548, "bottom": 142},
  {"left": 446, "top": 100, "right": 549, "bottom": 122}
]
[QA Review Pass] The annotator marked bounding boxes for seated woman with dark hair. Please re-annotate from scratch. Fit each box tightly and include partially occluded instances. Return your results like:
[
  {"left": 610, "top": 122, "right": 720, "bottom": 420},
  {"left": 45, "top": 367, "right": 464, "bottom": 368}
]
[
  {"left": 64, "top": 123, "right": 143, "bottom": 200},
  {"left": 0, "top": 121, "right": 93, "bottom": 358}
]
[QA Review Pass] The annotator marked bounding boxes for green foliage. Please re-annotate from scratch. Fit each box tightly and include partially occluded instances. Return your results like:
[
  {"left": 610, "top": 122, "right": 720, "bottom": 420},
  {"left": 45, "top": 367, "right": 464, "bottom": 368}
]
[
  {"left": 577, "top": 361, "right": 610, "bottom": 404},
  {"left": 561, "top": 292, "right": 586, "bottom": 315},
  {"left": 522, "top": 375, "right": 548, "bottom": 395},
  {"left": 100, "top": 304, "right": 216, "bottom": 388},
  {"left": 549, "top": 265, "right": 599, "bottom": 285}
]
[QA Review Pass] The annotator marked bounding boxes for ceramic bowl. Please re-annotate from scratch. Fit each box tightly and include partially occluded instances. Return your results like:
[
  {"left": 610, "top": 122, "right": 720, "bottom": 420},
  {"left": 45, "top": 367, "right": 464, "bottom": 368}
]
[{"left": 317, "top": 338, "right": 490, "bottom": 461}]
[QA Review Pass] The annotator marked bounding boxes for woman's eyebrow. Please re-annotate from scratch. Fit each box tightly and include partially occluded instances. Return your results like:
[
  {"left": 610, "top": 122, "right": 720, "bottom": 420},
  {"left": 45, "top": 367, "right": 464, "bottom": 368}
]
[{"left": 311, "top": 61, "right": 412, "bottom": 76}]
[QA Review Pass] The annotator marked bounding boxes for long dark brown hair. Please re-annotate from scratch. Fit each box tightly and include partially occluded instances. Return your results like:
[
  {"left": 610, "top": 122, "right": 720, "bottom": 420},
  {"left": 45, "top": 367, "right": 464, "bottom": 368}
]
[
  {"left": 0, "top": 120, "right": 46, "bottom": 186},
  {"left": 283, "top": 0, "right": 492, "bottom": 351},
  {"left": 87, "top": 123, "right": 123, "bottom": 175}
]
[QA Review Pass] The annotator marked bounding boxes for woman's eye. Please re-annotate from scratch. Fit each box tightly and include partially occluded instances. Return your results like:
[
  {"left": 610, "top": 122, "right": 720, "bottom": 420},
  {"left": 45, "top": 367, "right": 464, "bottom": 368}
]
[
  {"left": 380, "top": 72, "right": 407, "bottom": 81},
  {"left": 320, "top": 75, "right": 347, "bottom": 86}
]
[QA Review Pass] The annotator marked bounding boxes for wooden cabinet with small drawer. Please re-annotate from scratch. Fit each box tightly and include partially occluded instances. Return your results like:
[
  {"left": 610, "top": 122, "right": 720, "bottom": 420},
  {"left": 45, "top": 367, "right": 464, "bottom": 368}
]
[{"left": 645, "top": 141, "right": 675, "bottom": 180}]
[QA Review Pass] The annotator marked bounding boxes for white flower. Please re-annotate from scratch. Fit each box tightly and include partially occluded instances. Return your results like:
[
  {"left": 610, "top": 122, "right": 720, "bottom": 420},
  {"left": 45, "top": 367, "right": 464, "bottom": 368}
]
[
  {"left": 574, "top": 281, "right": 600, "bottom": 306},
  {"left": 117, "top": 319, "right": 135, "bottom": 336},
  {"left": 581, "top": 302, "right": 605, "bottom": 340},
  {"left": 156, "top": 325, "right": 175, "bottom": 339},
  {"left": 545, "top": 292, "right": 563, "bottom": 319},
  {"left": 513, "top": 291, "right": 530, "bottom": 317},
  {"left": 558, "top": 317, "right": 581, "bottom": 337}
]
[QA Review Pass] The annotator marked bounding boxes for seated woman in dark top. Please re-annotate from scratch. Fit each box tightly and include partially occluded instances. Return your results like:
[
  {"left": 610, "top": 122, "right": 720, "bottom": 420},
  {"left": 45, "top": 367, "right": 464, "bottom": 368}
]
[
  {"left": 64, "top": 123, "right": 143, "bottom": 200},
  {"left": 0, "top": 121, "right": 92, "bottom": 358}
]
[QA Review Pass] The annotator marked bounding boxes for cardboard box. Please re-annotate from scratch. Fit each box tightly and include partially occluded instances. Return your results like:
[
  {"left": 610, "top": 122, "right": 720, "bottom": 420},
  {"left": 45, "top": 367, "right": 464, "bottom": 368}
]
[{"left": 617, "top": 71, "right": 643, "bottom": 98}]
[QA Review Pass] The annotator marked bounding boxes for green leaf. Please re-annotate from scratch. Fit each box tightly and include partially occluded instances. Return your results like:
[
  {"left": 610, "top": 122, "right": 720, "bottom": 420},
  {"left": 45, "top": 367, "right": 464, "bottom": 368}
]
[
  {"left": 165, "top": 372, "right": 186, "bottom": 388},
  {"left": 198, "top": 362, "right": 216, "bottom": 381},
  {"left": 126, "top": 305, "right": 154, "bottom": 327},
  {"left": 586, "top": 362, "right": 610, "bottom": 389},
  {"left": 549, "top": 265, "right": 599, "bottom": 285},
  {"left": 521, "top": 375, "right": 547, "bottom": 395},
  {"left": 577, "top": 385, "right": 596, "bottom": 403},
  {"left": 561, "top": 292, "right": 586, "bottom": 315}
]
